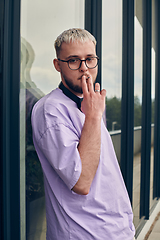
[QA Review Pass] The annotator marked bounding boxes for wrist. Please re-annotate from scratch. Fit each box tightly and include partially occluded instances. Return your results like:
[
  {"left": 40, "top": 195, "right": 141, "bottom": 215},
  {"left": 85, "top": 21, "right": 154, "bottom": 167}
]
[{"left": 85, "top": 114, "right": 102, "bottom": 123}]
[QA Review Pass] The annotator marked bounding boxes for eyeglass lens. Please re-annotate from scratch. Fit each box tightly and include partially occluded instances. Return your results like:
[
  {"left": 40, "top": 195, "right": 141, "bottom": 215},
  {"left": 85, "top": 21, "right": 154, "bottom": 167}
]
[{"left": 68, "top": 58, "right": 98, "bottom": 70}]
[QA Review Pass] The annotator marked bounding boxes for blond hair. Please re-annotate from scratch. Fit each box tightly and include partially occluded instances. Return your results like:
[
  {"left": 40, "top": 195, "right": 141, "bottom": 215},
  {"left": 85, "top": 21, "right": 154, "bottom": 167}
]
[{"left": 54, "top": 28, "right": 96, "bottom": 57}]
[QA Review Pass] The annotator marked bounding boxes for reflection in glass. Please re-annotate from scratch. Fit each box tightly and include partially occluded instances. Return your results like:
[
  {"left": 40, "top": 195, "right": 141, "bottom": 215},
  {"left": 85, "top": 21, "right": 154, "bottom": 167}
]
[
  {"left": 20, "top": 0, "right": 84, "bottom": 239},
  {"left": 150, "top": 47, "right": 155, "bottom": 209},
  {"left": 21, "top": 38, "right": 45, "bottom": 239},
  {"left": 133, "top": 2, "right": 143, "bottom": 227},
  {"left": 102, "top": 0, "right": 122, "bottom": 162}
]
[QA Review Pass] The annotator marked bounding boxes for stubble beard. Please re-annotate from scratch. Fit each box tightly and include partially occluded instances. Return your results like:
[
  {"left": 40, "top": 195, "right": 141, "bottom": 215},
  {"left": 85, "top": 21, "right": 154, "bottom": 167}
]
[{"left": 64, "top": 76, "right": 83, "bottom": 94}]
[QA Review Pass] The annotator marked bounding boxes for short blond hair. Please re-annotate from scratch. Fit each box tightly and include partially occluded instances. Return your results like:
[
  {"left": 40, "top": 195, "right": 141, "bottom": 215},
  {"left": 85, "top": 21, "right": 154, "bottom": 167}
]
[{"left": 54, "top": 28, "right": 96, "bottom": 57}]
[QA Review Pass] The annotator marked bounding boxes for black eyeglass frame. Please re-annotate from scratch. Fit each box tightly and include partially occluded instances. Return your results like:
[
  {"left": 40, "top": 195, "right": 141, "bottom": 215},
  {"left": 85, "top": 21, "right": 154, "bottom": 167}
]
[{"left": 57, "top": 56, "right": 99, "bottom": 70}]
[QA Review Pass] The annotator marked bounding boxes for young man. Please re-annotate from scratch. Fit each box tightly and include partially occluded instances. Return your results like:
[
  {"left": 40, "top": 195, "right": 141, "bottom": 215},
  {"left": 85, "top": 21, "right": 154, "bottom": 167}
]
[{"left": 31, "top": 28, "right": 135, "bottom": 240}]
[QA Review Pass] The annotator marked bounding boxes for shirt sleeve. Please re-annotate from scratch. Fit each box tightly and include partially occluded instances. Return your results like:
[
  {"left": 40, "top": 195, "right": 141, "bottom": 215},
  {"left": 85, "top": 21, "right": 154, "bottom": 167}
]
[{"left": 37, "top": 122, "right": 82, "bottom": 190}]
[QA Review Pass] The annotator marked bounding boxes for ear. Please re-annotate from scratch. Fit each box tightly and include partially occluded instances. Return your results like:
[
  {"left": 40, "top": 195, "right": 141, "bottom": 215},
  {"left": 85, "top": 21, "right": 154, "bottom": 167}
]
[{"left": 53, "top": 59, "right": 61, "bottom": 72}]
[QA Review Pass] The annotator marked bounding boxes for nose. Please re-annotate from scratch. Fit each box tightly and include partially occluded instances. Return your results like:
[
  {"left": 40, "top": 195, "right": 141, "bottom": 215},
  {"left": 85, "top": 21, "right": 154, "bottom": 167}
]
[{"left": 79, "top": 60, "right": 88, "bottom": 71}]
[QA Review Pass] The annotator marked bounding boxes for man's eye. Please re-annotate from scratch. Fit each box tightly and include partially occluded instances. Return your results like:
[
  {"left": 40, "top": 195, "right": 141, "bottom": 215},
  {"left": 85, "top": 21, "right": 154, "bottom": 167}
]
[
  {"left": 87, "top": 57, "right": 93, "bottom": 62},
  {"left": 69, "top": 59, "right": 79, "bottom": 63}
]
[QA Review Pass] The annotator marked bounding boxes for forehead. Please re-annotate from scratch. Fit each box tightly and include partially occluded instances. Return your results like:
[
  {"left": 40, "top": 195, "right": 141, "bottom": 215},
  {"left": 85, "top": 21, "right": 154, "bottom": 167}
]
[{"left": 59, "top": 40, "right": 96, "bottom": 58}]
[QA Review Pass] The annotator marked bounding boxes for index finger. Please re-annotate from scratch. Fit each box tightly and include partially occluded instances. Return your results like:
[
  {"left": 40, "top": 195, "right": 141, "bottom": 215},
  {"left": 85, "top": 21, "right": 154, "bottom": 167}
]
[{"left": 81, "top": 75, "right": 89, "bottom": 95}]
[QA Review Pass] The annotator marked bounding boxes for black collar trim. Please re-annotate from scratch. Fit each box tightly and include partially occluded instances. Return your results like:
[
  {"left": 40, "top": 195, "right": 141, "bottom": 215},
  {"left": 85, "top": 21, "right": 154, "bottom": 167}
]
[{"left": 59, "top": 82, "right": 83, "bottom": 111}]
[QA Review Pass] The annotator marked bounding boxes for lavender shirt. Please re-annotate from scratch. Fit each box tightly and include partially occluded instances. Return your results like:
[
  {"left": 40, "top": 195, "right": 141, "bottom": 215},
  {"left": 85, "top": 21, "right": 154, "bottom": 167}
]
[{"left": 31, "top": 88, "right": 135, "bottom": 240}]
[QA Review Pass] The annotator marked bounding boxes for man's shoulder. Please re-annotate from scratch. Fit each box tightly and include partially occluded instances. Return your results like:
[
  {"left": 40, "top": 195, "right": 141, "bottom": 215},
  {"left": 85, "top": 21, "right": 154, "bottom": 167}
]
[
  {"left": 33, "top": 88, "right": 68, "bottom": 113},
  {"left": 31, "top": 87, "right": 83, "bottom": 142},
  {"left": 43, "top": 88, "right": 77, "bottom": 115},
  {"left": 32, "top": 87, "right": 79, "bottom": 127}
]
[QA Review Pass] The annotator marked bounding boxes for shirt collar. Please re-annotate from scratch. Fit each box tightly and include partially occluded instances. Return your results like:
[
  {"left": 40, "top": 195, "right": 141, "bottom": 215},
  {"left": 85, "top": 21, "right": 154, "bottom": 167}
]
[{"left": 59, "top": 82, "right": 83, "bottom": 111}]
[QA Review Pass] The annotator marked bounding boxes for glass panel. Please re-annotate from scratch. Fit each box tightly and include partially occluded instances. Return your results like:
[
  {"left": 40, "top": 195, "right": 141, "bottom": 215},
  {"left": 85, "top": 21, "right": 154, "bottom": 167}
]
[
  {"left": 150, "top": 48, "right": 155, "bottom": 211},
  {"left": 133, "top": 0, "right": 143, "bottom": 228},
  {"left": 20, "top": 52, "right": 26, "bottom": 240},
  {"left": 20, "top": 1, "right": 84, "bottom": 239},
  {"left": 150, "top": 0, "right": 156, "bottom": 210},
  {"left": 102, "top": 0, "right": 122, "bottom": 163}
]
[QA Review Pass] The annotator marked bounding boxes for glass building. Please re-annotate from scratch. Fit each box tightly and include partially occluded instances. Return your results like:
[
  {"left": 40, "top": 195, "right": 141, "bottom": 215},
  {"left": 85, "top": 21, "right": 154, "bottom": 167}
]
[{"left": 0, "top": 0, "right": 160, "bottom": 239}]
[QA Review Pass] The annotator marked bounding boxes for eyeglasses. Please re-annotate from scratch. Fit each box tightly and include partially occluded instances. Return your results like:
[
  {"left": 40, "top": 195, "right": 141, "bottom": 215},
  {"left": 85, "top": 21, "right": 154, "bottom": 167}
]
[{"left": 58, "top": 56, "right": 99, "bottom": 70}]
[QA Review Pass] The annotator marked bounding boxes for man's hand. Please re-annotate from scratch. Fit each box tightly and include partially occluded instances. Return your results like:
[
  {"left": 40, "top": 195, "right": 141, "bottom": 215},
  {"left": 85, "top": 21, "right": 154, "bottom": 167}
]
[
  {"left": 81, "top": 75, "right": 106, "bottom": 119},
  {"left": 72, "top": 75, "right": 106, "bottom": 195}
]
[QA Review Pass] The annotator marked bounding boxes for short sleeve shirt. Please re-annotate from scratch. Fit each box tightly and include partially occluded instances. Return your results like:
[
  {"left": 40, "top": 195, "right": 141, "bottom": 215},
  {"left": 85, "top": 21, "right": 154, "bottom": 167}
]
[{"left": 31, "top": 88, "right": 135, "bottom": 240}]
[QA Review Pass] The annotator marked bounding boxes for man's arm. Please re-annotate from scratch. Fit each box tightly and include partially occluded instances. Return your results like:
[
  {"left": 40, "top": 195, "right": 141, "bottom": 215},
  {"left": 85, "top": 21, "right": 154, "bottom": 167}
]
[{"left": 72, "top": 76, "right": 106, "bottom": 195}]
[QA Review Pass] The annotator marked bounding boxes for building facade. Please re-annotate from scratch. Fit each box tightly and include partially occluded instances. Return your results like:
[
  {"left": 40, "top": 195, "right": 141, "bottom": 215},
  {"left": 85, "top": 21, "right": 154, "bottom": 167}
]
[{"left": 0, "top": 0, "right": 160, "bottom": 239}]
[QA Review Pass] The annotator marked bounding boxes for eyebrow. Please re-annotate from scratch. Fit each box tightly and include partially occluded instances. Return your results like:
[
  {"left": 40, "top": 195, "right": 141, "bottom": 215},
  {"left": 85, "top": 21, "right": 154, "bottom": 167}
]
[{"left": 66, "top": 54, "right": 96, "bottom": 59}]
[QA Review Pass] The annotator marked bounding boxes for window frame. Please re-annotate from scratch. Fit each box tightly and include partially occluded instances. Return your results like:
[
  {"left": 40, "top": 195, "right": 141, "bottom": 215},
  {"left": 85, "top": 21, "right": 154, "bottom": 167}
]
[
  {"left": 1, "top": 0, "right": 21, "bottom": 239},
  {"left": 121, "top": 0, "right": 134, "bottom": 203},
  {"left": 140, "top": 0, "right": 152, "bottom": 220},
  {"left": 153, "top": 0, "right": 160, "bottom": 199},
  {"left": 85, "top": 0, "right": 102, "bottom": 86}
]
